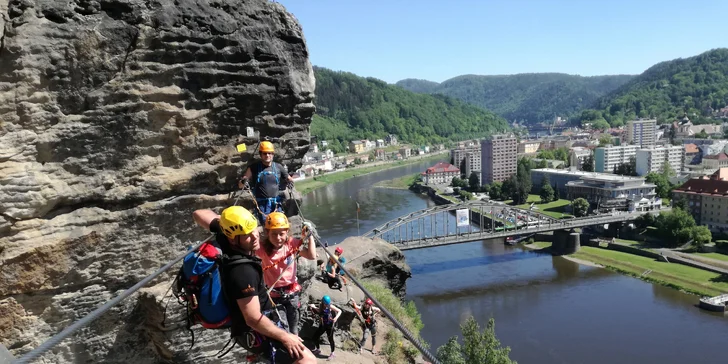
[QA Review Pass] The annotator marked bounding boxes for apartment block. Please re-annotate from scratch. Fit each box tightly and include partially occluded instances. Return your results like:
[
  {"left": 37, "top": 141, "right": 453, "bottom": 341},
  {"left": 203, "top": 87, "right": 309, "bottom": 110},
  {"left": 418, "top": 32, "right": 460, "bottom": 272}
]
[
  {"left": 635, "top": 145, "right": 684, "bottom": 176},
  {"left": 451, "top": 146, "right": 481, "bottom": 177},
  {"left": 594, "top": 145, "right": 638, "bottom": 173},
  {"left": 672, "top": 168, "right": 728, "bottom": 232},
  {"left": 626, "top": 119, "right": 657, "bottom": 147},
  {"left": 481, "top": 134, "right": 517, "bottom": 184}
]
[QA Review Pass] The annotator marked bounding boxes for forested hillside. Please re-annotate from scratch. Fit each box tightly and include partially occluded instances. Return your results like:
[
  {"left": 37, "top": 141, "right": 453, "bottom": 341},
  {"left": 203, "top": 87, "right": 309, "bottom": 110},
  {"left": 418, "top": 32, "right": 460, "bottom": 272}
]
[
  {"left": 579, "top": 48, "right": 728, "bottom": 128},
  {"left": 312, "top": 67, "right": 510, "bottom": 153},
  {"left": 396, "top": 73, "right": 633, "bottom": 124}
]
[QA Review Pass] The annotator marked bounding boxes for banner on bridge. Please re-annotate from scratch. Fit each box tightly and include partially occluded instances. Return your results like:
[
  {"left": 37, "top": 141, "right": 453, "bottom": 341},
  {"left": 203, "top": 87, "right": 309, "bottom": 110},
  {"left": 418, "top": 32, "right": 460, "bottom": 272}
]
[{"left": 456, "top": 209, "right": 470, "bottom": 227}]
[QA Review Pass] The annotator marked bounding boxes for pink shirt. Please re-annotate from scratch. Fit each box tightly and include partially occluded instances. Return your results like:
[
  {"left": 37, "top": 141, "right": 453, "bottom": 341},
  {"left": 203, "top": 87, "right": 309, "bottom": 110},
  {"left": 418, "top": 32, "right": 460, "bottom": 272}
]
[{"left": 256, "top": 238, "right": 303, "bottom": 289}]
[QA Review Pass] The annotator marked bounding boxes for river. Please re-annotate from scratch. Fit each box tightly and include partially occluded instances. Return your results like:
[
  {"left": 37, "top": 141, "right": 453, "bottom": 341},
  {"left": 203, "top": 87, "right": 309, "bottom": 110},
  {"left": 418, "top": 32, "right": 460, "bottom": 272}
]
[{"left": 300, "top": 159, "right": 728, "bottom": 364}]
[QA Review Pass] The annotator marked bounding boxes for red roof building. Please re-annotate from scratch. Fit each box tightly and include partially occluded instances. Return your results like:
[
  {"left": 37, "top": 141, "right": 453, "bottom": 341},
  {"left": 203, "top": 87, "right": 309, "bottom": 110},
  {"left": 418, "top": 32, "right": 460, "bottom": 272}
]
[
  {"left": 422, "top": 162, "right": 460, "bottom": 185},
  {"left": 673, "top": 167, "right": 728, "bottom": 232}
]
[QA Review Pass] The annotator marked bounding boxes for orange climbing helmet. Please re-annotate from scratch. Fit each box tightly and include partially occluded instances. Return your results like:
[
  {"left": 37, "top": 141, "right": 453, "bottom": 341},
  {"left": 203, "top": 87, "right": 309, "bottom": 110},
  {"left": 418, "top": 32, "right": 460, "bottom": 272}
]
[
  {"left": 265, "top": 212, "right": 290, "bottom": 230},
  {"left": 259, "top": 141, "right": 275, "bottom": 154}
]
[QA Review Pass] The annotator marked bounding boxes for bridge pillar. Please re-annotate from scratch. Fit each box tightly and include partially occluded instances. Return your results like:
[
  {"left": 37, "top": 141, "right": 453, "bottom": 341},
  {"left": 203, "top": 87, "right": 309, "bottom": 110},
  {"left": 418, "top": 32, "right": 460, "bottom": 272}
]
[
  {"left": 564, "top": 231, "right": 581, "bottom": 254},
  {"left": 551, "top": 229, "right": 580, "bottom": 255}
]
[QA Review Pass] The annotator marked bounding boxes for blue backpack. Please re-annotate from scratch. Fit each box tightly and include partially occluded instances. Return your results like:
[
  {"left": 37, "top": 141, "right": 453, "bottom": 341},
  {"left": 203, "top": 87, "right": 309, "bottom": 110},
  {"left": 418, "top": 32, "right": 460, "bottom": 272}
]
[{"left": 173, "top": 242, "right": 258, "bottom": 348}]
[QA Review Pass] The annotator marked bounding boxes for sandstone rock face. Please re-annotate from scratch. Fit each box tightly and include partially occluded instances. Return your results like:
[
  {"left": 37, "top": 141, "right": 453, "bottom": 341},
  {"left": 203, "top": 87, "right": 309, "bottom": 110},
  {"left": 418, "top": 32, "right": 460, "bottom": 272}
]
[{"left": 0, "top": 0, "right": 315, "bottom": 361}]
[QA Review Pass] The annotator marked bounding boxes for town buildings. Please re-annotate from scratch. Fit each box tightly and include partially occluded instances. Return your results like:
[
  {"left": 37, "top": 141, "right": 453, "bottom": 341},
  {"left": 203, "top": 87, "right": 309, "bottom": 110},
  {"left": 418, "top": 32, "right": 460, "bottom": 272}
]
[
  {"left": 451, "top": 145, "right": 481, "bottom": 177},
  {"left": 625, "top": 119, "right": 657, "bottom": 147},
  {"left": 422, "top": 162, "right": 460, "bottom": 185},
  {"left": 635, "top": 145, "right": 684, "bottom": 176},
  {"left": 672, "top": 168, "right": 728, "bottom": 232},
  {"left": 481, "top": 134, "right": 517, "bottom": 184},
  {"left": 566, "top": 174, "right": 660, "bottom": 212},
  {"left": 594, "top": 145, "right": 638, "bottom": 173}
]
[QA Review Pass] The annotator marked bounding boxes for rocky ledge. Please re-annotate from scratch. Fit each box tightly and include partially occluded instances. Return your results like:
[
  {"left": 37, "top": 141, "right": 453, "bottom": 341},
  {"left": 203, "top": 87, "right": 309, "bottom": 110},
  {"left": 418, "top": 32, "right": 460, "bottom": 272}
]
[
  {"left": 0, "top": 0, "right": 316, "bottom": 361},
  {"left": 2, "top": 229, "right": 413, "bottom": 363}
]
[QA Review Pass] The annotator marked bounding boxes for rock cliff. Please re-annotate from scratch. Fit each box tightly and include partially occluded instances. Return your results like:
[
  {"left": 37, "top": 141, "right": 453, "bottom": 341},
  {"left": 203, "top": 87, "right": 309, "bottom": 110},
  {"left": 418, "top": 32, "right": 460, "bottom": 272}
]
[{"left": 0, "top": 0, "right": 315, "bottom": 361}]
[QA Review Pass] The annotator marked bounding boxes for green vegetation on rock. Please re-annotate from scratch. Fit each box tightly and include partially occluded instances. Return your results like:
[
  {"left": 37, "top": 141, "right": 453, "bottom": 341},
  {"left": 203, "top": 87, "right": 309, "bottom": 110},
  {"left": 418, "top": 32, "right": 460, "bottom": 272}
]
[
  {"left": 436, "top": 317, "right": 516, "bottom": 364},
  {"left": 312, "top": 67, "right": 510, "bottom": 153},
  {"left": 579, "top": 48, "right": 728, "bottom": 127},
  {"left": 361, "top": 280, "right": 426, "bottom": 363},
  {"left": 397, "top": 73, "right": 633, "bottom": 124}
]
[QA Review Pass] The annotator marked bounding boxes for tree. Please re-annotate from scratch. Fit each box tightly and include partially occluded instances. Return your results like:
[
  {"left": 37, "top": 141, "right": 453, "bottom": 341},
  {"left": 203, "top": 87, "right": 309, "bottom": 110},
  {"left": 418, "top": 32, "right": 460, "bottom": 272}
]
[
  {"left": 645, "top": 172, "right": 672, "bottom": 199},
  {"left": 512, "top": 163, "right": 531, "bottom": 205},
  {"left": 598, "top": 134, "right": 614, "bottom": 146},
  {"left": 581, "top": 155, "right": 594, "bottom": 172},
  {"left": 655, "top": 208, "right": 698, "bottom": 247},
  {"left": 673, "top": 195, "right": 688, "bottom": 210},
  {"left": 553, "top": 183, "right": 560, "bottom": 200},
  {"left": 691, "top": 225, "right": 712, "bottom": 249},
  {"left": 695, "top": 129, "right": 709, "bottom": 139},
  {"left": 490, "top": 182, "right": 503, "bottom": 200},
  {"left": 571, "top": 198, "right": 589, "bottom": 217},
  {"left": 661, "top": 160, "right": 676, "bottom": 178},
  {"left": 614, "top": 156, "right": 637, "bottom": 176},
  {"left": 539, "top": 175, "right": 554, "bottom": 203},
  {"left": 436, "top": 317, "right": 516, "bottom": 364},
  {"left": 469, "top": 172, "right": 481, "bottom": 191},
  {"left": 502, "top": 175, "right": 517, "bottom": 202}
]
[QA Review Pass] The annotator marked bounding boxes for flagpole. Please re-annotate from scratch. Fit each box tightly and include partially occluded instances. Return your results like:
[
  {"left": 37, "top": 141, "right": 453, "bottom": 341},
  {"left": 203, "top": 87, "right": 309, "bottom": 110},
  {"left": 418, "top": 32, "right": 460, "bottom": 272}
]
[{"left": 356, "top": 201, "right": 360, "bottom": 236}]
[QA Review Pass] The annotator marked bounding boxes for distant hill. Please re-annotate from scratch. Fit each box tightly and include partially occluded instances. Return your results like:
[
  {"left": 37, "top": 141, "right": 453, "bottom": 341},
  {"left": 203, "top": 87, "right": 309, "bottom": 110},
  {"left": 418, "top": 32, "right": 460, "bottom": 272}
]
[
  {"left": 312, "top": 67, "right": 510, "bottom": 153},
  {"left": 578, "top": 48, "right": 728, "bottom": 128},
  {"left": 396, "top": 73, "right": 634, "bottom": 124}
]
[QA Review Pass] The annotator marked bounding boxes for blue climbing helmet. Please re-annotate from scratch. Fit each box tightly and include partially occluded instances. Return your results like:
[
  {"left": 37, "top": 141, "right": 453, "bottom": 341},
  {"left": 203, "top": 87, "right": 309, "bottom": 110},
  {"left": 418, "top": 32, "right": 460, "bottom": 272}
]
[{"left": 322, "top": 295, "right": 331, "bottom": 306}]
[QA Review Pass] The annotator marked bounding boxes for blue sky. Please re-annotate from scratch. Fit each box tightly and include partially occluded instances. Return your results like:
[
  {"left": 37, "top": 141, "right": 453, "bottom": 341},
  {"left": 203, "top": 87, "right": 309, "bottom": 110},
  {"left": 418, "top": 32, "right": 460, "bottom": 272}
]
[{"left": 277, "top": 0, "right": 728, "bottom": 84}]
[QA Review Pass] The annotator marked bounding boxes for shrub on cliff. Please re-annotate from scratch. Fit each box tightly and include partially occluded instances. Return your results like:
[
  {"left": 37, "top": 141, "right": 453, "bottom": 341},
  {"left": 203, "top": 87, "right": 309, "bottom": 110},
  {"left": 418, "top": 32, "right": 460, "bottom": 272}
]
[{"left": 436, "top": 317, "right": 516, "bottom": 364}]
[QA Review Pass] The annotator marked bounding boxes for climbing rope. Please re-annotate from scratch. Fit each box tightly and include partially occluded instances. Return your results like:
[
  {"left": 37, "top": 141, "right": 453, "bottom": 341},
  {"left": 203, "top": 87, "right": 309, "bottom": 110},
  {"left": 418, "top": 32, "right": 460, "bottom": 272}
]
[
  {"left": 11, "top": 236, "right": 214, "bottom": 364},
  {"left": 289, "top": 189, "right": 442, "bottom": 364}
]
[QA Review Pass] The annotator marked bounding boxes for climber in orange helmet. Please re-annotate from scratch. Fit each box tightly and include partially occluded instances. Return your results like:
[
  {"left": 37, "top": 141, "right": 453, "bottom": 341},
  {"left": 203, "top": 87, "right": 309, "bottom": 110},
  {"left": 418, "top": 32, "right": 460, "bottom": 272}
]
[{"left": 239, "top": 141, "right": 295, "bottom": 224}]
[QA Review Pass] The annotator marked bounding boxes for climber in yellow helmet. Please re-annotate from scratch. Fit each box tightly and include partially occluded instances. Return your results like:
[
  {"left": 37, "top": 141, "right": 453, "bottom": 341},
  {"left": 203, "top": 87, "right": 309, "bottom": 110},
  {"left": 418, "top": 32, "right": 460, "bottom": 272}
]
[
  {"left": 192, "top": 206, "right": 315, "bottom": 364},
  {"left": 239, "top": 141, "right": 295, "bottom": 224}
]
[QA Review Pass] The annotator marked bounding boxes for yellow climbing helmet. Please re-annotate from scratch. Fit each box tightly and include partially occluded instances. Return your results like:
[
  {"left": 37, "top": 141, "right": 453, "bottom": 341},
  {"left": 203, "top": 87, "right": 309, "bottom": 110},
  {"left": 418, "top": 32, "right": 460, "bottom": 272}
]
[
  {"left": 219, "top": 206, "right": 258, "bottom": 239},
  {"left": 265, "top": 212, "right": 290, "bottom": 230},
  {"left": 259, "top": 141, "right": 275, "bottom": 154}
]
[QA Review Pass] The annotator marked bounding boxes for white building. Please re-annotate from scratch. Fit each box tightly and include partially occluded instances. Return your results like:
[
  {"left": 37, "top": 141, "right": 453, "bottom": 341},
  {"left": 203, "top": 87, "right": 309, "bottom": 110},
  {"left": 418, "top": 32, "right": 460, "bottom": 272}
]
[
  {"left": 375, "top": 139, "right": 385, "bottom": 148},
  {"left": 569, "top": 147, "right": 592, "bottom": 170},
  {"left": 594, "top": 145, "right": 638, "bottom": 173},
  {"left": 422, "top": 162, "right": 460, "bottom": 185},
  {"left": 635, "top": 145, "right": 684, "bottom": 176},
  {"left": 626, "top": 119, "right": 657, "bottom": 148},
  {"left": 451, "top": 146, "right": 481, "bottom": 177}
]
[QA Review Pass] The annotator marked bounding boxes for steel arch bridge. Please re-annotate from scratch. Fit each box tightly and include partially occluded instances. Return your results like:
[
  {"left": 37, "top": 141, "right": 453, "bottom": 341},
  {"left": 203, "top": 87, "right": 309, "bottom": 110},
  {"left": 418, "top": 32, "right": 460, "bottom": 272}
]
[{"left": 363, "top": 200, "right": 648, "bottom": 250}]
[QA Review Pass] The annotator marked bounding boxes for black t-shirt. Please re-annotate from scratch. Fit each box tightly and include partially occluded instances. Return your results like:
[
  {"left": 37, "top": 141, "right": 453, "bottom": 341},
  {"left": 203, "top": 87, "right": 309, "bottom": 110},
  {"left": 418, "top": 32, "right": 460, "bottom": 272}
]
[
  {"left": 209, "top": 219, "right": 273, "bottom": 335},
  {"left": 247, "top": 161, "right": 289, "bottom": 199}
]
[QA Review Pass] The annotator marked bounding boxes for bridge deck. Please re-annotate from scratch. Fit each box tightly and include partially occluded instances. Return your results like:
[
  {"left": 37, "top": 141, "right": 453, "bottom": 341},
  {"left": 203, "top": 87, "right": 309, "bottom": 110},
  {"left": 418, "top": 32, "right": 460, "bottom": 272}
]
[{"left": 382, "top": 211, "right": 649, "bottom": 250}]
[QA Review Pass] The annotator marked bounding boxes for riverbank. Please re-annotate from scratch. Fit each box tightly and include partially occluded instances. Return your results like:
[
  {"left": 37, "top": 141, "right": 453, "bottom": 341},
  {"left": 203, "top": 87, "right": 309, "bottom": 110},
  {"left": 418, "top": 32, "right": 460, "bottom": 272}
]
[
  {"left": 524, "top": 241, "right": 728, "bottom": 297},
  {"left": 374, "top": 173, "right": 420, "bottom": 189},
  {"left": 296, "top": 152, "right": 447, "bottom": 195}
]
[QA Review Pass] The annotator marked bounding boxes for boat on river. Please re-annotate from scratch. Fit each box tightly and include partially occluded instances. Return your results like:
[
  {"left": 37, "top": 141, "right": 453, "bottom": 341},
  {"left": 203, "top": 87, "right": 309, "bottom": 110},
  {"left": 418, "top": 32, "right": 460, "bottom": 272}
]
[{"left": 698, "top": 294, "right": 728, "bottom": 312}]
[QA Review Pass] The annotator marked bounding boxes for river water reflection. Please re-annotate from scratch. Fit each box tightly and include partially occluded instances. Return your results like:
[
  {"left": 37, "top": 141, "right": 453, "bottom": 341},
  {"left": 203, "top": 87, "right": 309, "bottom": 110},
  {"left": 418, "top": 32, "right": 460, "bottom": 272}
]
[{"left": 301, "top": 159, "right": 728, "bottom": 364}]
